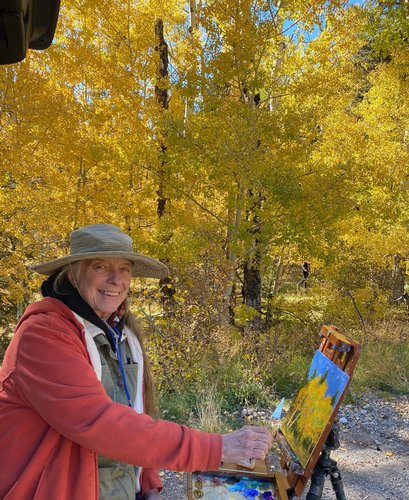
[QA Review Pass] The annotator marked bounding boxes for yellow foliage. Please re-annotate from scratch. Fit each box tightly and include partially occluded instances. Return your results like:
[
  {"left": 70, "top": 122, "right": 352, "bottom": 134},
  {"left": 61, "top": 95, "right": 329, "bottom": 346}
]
[{"left": 0, "top": 0, "right": 407, "bottom": 334}]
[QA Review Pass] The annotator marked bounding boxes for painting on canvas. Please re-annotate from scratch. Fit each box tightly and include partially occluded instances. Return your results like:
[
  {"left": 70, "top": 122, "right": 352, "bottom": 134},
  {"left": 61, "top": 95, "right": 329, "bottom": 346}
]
[{"left": 281, "top": 350, "right": 350, "bottom": 467}]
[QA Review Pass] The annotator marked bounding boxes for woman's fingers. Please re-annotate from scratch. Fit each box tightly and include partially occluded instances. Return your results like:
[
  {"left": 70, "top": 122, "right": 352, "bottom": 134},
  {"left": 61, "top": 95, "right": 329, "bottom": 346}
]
[{"left": 221, "top": 425, "right": 272, "bottom": 463}]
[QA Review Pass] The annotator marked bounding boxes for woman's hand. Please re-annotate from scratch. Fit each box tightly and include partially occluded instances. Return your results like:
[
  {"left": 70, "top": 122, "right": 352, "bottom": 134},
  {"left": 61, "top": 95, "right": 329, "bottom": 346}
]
[
  {"left": 221, "top": 425, "right": 272, "bottom": 464},
  {"left": 143, "top": 489, "right": 162, "bottom": 499}
]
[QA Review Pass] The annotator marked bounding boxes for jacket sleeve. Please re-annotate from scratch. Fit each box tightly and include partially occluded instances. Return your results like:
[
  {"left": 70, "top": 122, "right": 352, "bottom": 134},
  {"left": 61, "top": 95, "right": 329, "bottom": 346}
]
[
  {"left": 14, "top": 313, "right": 222, "bottom": 472},
  {"left": 140, "top": 468, "right": 163, "bottom": 493}
]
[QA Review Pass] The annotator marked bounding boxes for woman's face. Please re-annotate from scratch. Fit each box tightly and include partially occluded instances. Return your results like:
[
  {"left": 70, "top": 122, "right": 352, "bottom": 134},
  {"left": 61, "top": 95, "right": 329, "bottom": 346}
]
[{"left": 71, "top": 258, "right": 133, "bottom": 319}]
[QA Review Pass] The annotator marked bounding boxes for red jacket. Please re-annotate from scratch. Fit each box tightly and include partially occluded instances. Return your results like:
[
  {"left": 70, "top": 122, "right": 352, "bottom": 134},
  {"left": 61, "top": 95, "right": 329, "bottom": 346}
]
[{"left": 0, "top": 298, "right": 222, "bottom": 499}]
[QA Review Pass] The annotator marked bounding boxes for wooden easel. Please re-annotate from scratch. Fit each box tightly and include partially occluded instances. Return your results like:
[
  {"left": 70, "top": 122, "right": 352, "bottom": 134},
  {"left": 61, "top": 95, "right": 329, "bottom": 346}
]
[
  {"left": 276, "top": 325, "right": 361, "bottom": 497},
  {"left": 186, "top": 325, "right": 361, "bottom": 499}
]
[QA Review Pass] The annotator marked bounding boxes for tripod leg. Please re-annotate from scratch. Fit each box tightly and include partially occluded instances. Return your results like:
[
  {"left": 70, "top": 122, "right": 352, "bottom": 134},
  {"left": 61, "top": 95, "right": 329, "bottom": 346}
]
[
  {"left": 306, "top": 450, "right": 333, "bottom": 500},
  {"left": 329, "top": 465, "right": 346, "bottom": 500},
  {"left": 305, "top": 468, "right": 327, "bottom": 500}
]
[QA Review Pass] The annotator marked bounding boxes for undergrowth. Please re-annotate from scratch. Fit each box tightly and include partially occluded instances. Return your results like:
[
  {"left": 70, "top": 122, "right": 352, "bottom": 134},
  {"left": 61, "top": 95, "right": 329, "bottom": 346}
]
[{"left": 156, "top": 318, "right": 409, "bottom": 425}]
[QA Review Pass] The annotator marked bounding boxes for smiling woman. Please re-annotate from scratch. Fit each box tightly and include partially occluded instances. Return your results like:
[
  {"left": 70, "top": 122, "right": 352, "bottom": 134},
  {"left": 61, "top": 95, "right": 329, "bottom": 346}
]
[
  {"left": 69, "top": 258, "right": 133, "bottom": 320},
  {"left": 0, "top": 223, "right": 272, "bottom": 500}
]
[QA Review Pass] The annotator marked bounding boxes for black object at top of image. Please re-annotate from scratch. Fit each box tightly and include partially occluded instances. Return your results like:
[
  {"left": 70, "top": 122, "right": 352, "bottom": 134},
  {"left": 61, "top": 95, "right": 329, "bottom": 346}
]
[{"left": 0, "top": 0, "right": 60, "bottom": 64}]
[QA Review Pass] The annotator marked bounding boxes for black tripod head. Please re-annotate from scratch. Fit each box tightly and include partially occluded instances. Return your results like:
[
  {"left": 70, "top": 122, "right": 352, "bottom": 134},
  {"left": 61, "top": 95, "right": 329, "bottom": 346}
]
[{"left": 324, "top": 420, "right": 341, "bottom": 451}]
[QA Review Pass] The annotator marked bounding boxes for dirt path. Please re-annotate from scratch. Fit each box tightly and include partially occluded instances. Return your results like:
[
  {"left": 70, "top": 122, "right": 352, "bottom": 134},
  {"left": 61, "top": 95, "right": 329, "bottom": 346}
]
[
  {"left": 160, "top": 392, "right": 408, "bottom": 499},
  {"left": 311, "top": 393, "right": 409, "bottom": 499}
]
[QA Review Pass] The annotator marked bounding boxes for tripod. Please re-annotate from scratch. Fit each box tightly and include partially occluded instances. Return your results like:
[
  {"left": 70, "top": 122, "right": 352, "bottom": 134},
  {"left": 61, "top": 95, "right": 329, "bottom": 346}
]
[{"left": 306, "top": 422, "right": 346, "bottom": 500}]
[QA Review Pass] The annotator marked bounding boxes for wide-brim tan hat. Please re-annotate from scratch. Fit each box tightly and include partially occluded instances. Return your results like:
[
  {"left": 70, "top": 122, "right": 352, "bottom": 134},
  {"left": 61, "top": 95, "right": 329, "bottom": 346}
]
[{"left": 30, "top": 223, "right": 169, "bottom": 279}]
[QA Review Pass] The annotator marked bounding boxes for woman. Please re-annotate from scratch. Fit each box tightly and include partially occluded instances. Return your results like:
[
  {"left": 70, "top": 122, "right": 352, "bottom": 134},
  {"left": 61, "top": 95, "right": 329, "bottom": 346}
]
[{"left": 0, "top": 223, "right": 272, "bottom": 500}]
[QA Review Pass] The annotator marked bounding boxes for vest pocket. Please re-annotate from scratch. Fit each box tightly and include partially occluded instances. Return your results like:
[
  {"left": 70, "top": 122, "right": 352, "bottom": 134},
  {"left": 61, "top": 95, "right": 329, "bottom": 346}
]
[
  {"left": 123, "top": 362, "right": 138, "bottom": 404},
  {"left": 98, "top": 465, "right": 136, "bottom": 500},
  {"left": 100, "top": 364, "right": 115, "bottom": 401}
]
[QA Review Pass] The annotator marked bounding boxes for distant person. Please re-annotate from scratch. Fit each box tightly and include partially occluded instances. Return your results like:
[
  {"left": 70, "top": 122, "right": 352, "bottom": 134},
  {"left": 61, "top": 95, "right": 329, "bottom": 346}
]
[
  {"left": 298, "top": 261, "right": 311, "bottom": 289},
  {"left": 397, "top": 291, "right": 409, "bottom": 317},
  {"left": 0, "top": 223, "right": 272, "bottom": 499}
]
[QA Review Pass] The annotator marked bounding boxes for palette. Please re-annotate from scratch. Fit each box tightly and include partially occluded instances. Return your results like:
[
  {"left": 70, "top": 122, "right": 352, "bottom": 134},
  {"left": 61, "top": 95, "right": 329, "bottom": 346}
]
[{"left": 187, "top": 460, "right": 289, "bottom": 500}]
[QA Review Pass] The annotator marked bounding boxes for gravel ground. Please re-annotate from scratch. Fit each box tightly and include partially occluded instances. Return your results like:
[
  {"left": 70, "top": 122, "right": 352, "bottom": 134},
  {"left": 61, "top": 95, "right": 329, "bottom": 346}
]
[{"left": 160, "top": 392, "right": 408, "bottom": 499}]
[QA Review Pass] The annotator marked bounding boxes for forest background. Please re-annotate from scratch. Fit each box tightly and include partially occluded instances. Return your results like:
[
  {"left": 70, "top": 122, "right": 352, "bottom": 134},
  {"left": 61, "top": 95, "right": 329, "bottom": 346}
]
[{"left": 1, "top": 0, "right": 408, "bottom": 426}]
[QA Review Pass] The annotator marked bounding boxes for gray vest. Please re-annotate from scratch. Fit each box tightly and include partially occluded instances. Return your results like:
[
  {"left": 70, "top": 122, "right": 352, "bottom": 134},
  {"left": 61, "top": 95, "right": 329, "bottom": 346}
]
[{"left": 95, "top": 332, "right": 140, "bottom": 499}]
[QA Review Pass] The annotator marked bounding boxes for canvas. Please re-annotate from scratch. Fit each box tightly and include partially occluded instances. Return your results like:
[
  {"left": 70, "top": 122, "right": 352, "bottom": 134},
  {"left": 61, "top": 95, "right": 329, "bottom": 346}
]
[{"left": 281, "top": 350, "right": 350, "bottom": 468}]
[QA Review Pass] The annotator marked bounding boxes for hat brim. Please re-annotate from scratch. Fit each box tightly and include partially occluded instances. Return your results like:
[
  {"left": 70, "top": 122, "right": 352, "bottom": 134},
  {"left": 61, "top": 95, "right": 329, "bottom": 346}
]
[{"left": 30, "top": 251, "right": 169, "bottom": 279}]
